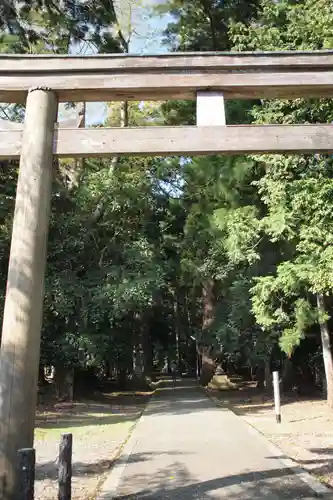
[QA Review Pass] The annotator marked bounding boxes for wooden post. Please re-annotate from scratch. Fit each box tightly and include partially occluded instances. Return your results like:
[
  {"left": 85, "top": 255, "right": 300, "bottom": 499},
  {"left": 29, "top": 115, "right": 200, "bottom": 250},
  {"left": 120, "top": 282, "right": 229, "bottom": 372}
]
[
  {"left": 196, "top": 91, "right": 226, "bottom": 126},
  {"left": 58, "top": 433, "right": 73, "bottom": 500},
  {"left": 17, "top": 449, "right": 35, "bottom": 500},
  {"left": 197, "top": 352, "right": 201, "bottom": 379},
  {"left": 0, "top": 87, "right": 58, "bottom": 500},
  {"left": 75, "top": 100, "right": 85, "bottom": 179},
  {"left": 273, "top": 371, "right": 281, "bottom": 423}
]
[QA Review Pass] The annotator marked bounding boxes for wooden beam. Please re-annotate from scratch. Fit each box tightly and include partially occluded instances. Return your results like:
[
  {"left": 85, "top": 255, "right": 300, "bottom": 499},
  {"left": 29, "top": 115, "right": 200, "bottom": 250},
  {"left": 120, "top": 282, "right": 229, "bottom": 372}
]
[
  {"left": 57, "top": 115, "right": 84, "bottom": 128},
  {"left": 1, "top": 125, "right": 333, "bottom": 159},
  {"left": 0, "top": 128, "right": 22, "bottom": 157},
  {"left": 0, "top": 116, "right": 84, "bottom": 130},
  {"left": 1, "top": 51, "right": 333, "bottom": 72},
  {"left": 1, "top": 71, "right": 333, "bottom": 103},
  {"left": 0, "top": 118, "right": 22, "bottom": 129},
  {"left": 1, "top": 51, "right": 333, "bottom": 102}
]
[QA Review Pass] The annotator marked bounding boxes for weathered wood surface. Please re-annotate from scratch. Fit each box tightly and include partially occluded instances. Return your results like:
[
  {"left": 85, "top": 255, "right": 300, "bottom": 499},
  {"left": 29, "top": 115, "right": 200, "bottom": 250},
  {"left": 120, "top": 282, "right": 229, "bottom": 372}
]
[
  {"left": 2, "top": 50, "right": 333, "bottom": 71},
  {"left": 0, "top": 118, "right": 22, "bottom": 129},
  {"left": 1, "top": 124, "right": 333, "bottom": 158},
  {"left": 0, "top": 116, "right": 83, "bottom": 129},
  {"left": 1, "top": 51, "right": 333, "bottom": 102},
  {"left": 0, "top": 89, "right": 57, "bottom": 500},
  {"left": 1, "top": 72, "right": 333, "bottom": 103},
  {"left": 58, "top": 433, "right": 72, "bottom": 500},
  {"left": 17, "top": 448, "right": 35, "bottom": 500}
]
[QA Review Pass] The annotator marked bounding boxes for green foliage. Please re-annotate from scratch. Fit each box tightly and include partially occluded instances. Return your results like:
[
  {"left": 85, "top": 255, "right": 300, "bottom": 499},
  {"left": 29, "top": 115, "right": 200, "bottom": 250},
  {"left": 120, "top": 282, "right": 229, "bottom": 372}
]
[
  {"left": 230, "top": 0, "right": 333, "bottom": 51},
  {"left": 230, "top": 0, "right": 333, "bottom": 360},
  {"left": 1, "top": 0, "right": 333, "bottom": 389},
  {"left": 0, "top": 0, "right": 121, "bottom": 53},
  {"left": 157, "top": 0, "right": 259, "bottom": 51},
  {"left": 214, "top": 206, "right": 260, "bottom": 265}
]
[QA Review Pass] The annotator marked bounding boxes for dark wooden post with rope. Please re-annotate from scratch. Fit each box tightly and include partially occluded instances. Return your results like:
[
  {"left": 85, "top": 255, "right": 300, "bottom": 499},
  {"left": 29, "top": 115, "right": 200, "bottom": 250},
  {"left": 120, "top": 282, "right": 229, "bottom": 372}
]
[
  {"left": 17, "top": 448, "right": 35, "bottom": 500},
  {"left": 58, "top": 433, "right": 73, "bottom": 500}
]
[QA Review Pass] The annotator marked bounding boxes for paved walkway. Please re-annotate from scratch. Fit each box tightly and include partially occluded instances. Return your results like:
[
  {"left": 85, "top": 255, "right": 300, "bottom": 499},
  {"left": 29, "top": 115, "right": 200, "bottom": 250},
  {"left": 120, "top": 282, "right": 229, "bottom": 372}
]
[{"left": 99, "top": 380, "right": 323, "bottom": 499}]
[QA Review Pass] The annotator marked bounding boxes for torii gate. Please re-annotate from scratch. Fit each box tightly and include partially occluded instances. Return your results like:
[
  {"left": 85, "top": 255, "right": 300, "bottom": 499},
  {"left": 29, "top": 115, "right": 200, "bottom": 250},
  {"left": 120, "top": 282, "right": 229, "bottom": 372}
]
[{"left": 1, "top": 50, "right": 333, "bottom": 498}]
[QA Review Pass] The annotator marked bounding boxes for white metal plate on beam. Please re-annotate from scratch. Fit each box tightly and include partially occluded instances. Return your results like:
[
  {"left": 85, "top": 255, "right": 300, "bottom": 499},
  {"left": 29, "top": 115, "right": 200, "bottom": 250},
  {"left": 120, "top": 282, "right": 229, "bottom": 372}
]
[{"left": 196, "top": 92, "right": 226, "bottom": 126}]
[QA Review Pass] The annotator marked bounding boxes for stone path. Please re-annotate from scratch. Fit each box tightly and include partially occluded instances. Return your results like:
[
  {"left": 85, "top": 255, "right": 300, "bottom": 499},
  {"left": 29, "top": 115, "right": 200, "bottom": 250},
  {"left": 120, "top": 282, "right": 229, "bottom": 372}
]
[{"left": 99, "top": 380, "right": 326, "bottom": 499}]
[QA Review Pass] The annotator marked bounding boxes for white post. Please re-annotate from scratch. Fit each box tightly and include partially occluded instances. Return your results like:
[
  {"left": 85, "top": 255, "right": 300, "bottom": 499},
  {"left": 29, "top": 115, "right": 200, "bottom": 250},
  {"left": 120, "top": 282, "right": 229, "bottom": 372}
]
[
  {"left": 196, "top": 91, "right": 226, "bottom": 126},
  {"left": 273, "top": 371, "right": 281, "bottom": 423}
]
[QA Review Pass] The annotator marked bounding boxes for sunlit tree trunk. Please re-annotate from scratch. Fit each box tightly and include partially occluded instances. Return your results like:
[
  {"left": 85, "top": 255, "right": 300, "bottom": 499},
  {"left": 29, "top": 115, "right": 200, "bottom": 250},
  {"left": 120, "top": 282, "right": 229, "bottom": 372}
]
[
  {"left": 199, "top": 279, "right": 216, "bottom": 385},
  {"left": 317, "top": 293, "right": 333, "bottom": 408}
]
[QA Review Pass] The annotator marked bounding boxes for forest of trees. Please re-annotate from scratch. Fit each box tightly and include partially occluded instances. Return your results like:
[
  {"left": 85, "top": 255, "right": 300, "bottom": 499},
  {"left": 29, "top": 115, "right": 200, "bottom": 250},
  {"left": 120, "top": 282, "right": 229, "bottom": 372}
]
[{"left": 1, "top": 0, "right": 333, "bottom": 405}]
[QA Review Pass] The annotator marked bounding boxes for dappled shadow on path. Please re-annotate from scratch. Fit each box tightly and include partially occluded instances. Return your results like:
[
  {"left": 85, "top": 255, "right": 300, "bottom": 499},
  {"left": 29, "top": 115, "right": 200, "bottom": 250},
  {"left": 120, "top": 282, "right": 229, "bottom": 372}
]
[
  {"left": 35, "top": 450, "right": 191, "bottom": 481},
  {"left": 309, "top": 447, "right": 333, "bottom": 456},
  {"left": 142, "top": 379, "right": 226, "bottom": 417},
  {"left": 112, "top": 458, "right": 314, "bottom": 499},
  {"left": 267, "top": 451, "right": 333, "bottom": 486}
]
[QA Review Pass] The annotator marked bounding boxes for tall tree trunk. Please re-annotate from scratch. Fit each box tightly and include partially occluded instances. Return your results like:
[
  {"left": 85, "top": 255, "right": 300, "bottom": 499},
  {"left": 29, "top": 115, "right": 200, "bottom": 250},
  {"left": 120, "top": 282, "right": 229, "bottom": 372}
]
[
  {"left": 256, "top": 364, "right": 265, "bottom": 390},
  {"left": 54, "top": 365, "right": 74, "bottom": 402},
  {"left": 317, "top": 293, "right": 333, "bottom": 407},
  {"left": 132, "top": 313, "right": 152, "bottom": 386},
  {"left": 199, "top": 279, "right": 216, "bottom": 385},
  {"left": 173, "top": 288, "right": 181, "bottom": 369},
  {"left": 73, "top": 101, "right": 85, "bottom": 189},
  {"left": 133, "top": 343, "right": 144, "bottom": 377},
  {"left": 264, "top": 358, "right": 272, "bottom": 393},
  {"left": 142, "top": 327, "right": 152, "bottom": 376},
  {"left": 281, "top": 357, "right": 294, "bottom": 393},
  {"left": 38, "top": 364, "right": 46, "bottom": 388},
  {"left": 117, "top": 367, "right": 127, "bottom": 389},
  {"left": 200, "top": 346, "right": 215, "bottom": 385}
]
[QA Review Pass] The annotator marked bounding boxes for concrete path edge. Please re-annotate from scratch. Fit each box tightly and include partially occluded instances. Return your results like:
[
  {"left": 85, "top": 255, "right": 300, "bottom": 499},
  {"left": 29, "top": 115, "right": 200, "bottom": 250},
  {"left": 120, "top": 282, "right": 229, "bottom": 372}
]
[
  {"left": 206, "top": 391, "right": 332, "bottom": 498},
  {"left": 96, "top": 389, "right": 156, "bottom": 500}
]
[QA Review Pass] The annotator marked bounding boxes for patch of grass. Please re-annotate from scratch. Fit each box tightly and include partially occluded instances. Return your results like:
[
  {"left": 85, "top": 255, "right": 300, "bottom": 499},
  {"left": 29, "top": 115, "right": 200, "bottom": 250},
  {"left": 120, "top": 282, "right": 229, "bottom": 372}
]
[
  {"left": 35, "top": 390, "right": 151, "bottom": 441},
  {"left": 314, "top": 473, "right": 331, "bottom": 486},
  {"left": 35, "top": 419, "right": 133, "bottom": 440}
]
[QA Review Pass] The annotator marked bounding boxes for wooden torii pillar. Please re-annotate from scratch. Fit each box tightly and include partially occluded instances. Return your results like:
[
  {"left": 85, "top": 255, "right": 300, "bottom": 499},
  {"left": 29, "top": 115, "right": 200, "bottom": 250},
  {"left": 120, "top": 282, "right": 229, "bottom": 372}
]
[
  {"left": 0, "top": 87, "right": 57, "bottom": 499},
  {"left": 0, "top": 90, "right": 86, "bottom": 499}
]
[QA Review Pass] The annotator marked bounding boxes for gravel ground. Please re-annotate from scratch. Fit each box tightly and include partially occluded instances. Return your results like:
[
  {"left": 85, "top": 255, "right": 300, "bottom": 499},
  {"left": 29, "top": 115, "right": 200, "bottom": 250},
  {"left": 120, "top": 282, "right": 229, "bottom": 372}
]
[
  {"left": 208, "top": 384, "right": 333, "bottom": 489},
  {"left": 34, "top": 393, "right": 150, "bottom": 499}
]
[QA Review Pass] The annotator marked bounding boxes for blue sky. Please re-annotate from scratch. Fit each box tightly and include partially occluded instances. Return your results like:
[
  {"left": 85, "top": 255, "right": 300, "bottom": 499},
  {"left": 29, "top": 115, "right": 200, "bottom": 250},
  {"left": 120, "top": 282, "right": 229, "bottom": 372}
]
[
  {"left": 60, "top": 1, "right": 172, "bottom": 125},
  {"left": 129, "top": 0, "right": 172, "bottom": 54}
]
